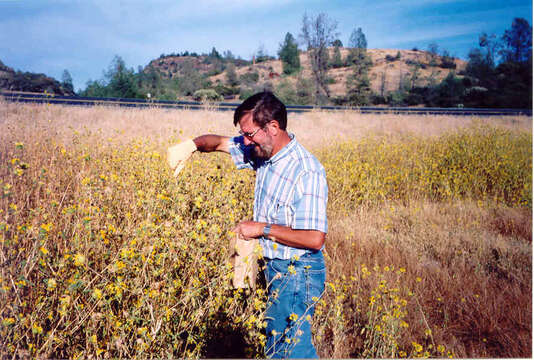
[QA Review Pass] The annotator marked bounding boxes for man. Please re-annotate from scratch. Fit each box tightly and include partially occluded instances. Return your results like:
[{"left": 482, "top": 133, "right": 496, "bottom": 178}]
[{"left": 167, "top": 91, "right": 328, "bottom": 358}]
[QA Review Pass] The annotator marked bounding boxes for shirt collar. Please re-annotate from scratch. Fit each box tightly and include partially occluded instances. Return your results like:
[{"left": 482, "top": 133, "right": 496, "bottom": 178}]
[{"left": 266, "top": 132, "right": 296, "bottom": 165}]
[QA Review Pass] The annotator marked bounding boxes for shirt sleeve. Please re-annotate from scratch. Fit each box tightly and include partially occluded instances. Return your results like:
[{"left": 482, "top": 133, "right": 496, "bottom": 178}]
[
  {"left": 292, "top": 170, "right": 328, "bottom": 233},
  {"left": 228, "top": 136, "right": 256, "bottom": 170}
]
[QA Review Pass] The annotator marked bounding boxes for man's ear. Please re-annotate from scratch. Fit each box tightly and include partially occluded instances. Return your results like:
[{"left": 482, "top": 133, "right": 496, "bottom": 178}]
[{"left": 268, "top": 120, "right": 280, "bottom": 135}]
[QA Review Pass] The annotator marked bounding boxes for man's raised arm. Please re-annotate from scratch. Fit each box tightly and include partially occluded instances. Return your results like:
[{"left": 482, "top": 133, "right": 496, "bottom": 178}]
[
  {"left": 167, "top": 135, "right": 230, "bottom": 177},
  {"left": 193, "top": 134, "right": 230, "bottom": 154}
]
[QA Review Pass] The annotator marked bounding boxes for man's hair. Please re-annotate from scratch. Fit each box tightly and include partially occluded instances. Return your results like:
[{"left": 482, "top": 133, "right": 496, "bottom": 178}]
[{"left": 233, "top": 91, "right": 287, "bottom": 130}]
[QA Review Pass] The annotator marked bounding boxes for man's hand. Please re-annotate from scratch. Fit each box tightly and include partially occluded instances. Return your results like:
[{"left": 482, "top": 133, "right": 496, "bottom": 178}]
[
  {"left": 232, "top": 221, "right": 264, "bottom": 240},
  {"left": 167, "top": 139, "right": 197, "bottom": 177}
]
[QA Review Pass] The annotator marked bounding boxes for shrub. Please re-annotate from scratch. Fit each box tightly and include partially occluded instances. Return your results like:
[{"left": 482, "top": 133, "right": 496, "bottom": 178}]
[{"left": 192, "top": 89, "right": 222, "bottom": 102}]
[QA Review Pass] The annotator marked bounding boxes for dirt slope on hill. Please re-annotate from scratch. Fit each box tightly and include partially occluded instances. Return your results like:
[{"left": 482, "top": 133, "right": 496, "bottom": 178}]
[{"left": 148, "top": 48, "right": 466, "bottom": 99}]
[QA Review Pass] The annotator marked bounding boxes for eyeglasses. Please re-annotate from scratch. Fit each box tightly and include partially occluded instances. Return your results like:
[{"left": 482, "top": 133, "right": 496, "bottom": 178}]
[{"left": 239, "top": 127, "right": 262, "bottom": 138}]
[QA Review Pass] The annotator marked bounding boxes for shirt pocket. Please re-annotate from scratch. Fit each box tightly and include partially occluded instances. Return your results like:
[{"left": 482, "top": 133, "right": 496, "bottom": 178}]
[{"left": 270, "top": 201, "right": 295, "bottom": 227}]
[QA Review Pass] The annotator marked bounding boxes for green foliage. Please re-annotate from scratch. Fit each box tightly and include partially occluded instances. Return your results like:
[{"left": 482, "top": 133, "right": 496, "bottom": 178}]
[
  {"left": 349, "top": 27, "right": 367, "bottom": 50},
  {"left": 462, "top": 18, "right": 532, "bottom": 108},
  {"left": 332, "top": 39, "right": 343, "bottom": 47},
  {"left": 295, "top": 76, "right": 314, "bottom": 105},
  {"left": 209, "top": 47, "right": 222, "bottom": 59},
  {"left": 225, "top": 64, "right": 239, "bottom": 87},
  {"left": 80, "top": 79, "right": 108, "bottom": 97},
  {"left": 500, "top": 17, "right": 532, "bottom": 63},
  {"left": 213, "top": 83, "right": 239, "bottom": 98},
  {"left": 239, "top": 71, "right": 259, "bottom": 86},
  {"left": 174, "top": 59, "right": 205, "bottom": 96},
  {"left": 239, "top": 88, "right": 256, "bottom": 100},
  {"left": 193, "top": 89, "right": 223, "bottom": 102},
  {"left": 345, "top": 29, "right": 372, "bottom": 106},
  {"left": 385, "top": 52, "right": 401, "bottom": 62},
  {"left": 465, "top": 48, "right": 494, "bottom": 86},
  {"left": 79, "top": 56, "right": 141, "bottom": 99},
  {"left": 104, "top": 56, "right": 141, "bottom": 98},
  {"left": 329, "top": 45, "right": 344, "bottom": 69},
  {"left": 136, "top": 66, "right": 164, "bottom": 98},
  {"left": 255, "top": 45, "right": 274, "bottom": 63},
  {"left": 273, "top": 76, "right": 314, "bottom": 105},
  {"left": 274, "top": 79, "right": 298, "bottom": 105},
  {"left": 278, "top": 33, "right": 301, "bottom": 75},
  {"left": 61, "top": 70, "right": 74, "bottom": 94},
  {"left": 346, "top": 28, "right": 370, "bottom": 67},
  {"left": 439, "top": 50, "right": 456, "bottom": 69}
]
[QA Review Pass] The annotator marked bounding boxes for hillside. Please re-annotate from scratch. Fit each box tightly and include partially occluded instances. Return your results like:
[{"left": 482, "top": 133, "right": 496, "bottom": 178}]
[
  {"left": 0, "top": 60, "right": 74, "bottom": 96},
  {"left": 146, "top": 48, "right": 467, "bottom": 101}
]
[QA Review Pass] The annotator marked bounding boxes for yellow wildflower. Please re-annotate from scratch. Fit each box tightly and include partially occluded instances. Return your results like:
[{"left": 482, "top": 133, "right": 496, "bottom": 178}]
[
  {"left": 46, "top": 278, "right": 57, "bottom": 291},
  {"left": 92, "top": 288, "right": 103, "bottom": 300},
  {"left": 32, "top": 323, "right": 43, "bottom": 335},
  {"left": 40, "top": 223, "right": 53, "bottom": 232},
  {"left": 74, "top": 253, "right": 86, "bottom": 267}
]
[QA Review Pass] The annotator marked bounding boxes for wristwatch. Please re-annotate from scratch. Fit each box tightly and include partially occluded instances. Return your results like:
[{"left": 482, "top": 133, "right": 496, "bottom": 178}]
[{"left": 263, "top": 223, "right": 272, "bottom": 238}]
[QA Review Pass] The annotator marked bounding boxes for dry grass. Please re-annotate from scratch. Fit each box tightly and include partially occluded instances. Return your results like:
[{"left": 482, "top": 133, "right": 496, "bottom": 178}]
[
  {"left": 0, "top": 101, "right": 531, "bottom": 358},
  {"left": 323, "top": 201, "right": 531, "bottom": 357},
  {"left": 0, "top": 101, "right": 530, "bottom": 148}
]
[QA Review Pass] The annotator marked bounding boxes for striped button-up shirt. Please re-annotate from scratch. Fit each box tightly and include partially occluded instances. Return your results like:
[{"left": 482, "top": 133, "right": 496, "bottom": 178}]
[{"left": 228, "top": 133, "right": 328, "bottom": 260}]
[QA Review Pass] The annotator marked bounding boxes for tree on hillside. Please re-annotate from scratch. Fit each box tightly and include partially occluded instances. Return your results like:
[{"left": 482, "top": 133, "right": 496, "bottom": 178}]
[
  {"left": 61, "top": 69, "right": 74, "bottom": 94},
  {"left": 500, "top": 17, "right": 532, "bottom": 63},
  {"left": 332, "top": 39, "right": 343, "bottom": 47},
  {"left": 345, "top": 27, "right": 372, "bottom": 105},
  {"left": 104, "top": 56, "right": 140, "bottom": 98},
  {"left": 300, "top": 12, "right": 338, "bottom": 104},
  {"left": 225, "top": 63, "right": 239, "bottom": 87},
  {"left": 175, "top": 59, "right": 204, "bottom": 96},
  {"left": 350, "top": 28, "right": 367, "bottom": 48},
  {"left": 255, "top": 44, "right": 273, "bottom": 63},
  {"left": 209, "top": 47, "right": 222, "bottom": 59},
  {"left": 295, "top": 75, "right": 314, "bottom": 105},
  {"left": 427, "top": 42, "right": 439, "bottom": 65},
  {"left": 329, "top": 42, "right": 344, "bottom": 68},
  {"left": 438, "top": 49, "right": 455, "bottom": 69},
  {"left": 140, "top": 66, "right": 163, "bottom": 96},
  {"left": 409, "top": 63, "right": 421, "bottom": 90},
  {"left": 278, "top": 32, "right": 301, "bottom": 75},
  {"left": 466, "top": 48, "right": 495, "bottom": 88},
  {"left": 223, "top": 50, "right": 235, "bottom": 61},
  {"left": 379, "top": 71, "right": 387, "bottom": 98},
  {"left": 80, "top": 79, "right": 107, "bottom": 97},
  {"left": 274, "top": 79, "right": 298, "bottom": 105},
  {"left": 478, "top": 32, "right": 499, "bottom": 67}
]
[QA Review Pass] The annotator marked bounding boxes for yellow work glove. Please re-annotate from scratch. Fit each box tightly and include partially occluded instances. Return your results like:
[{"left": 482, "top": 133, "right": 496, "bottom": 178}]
[{"left": 167, "top": 139, "right": 197, "bottom": 177}]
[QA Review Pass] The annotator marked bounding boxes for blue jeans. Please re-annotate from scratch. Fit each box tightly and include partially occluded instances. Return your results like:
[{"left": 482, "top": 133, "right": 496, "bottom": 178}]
[{"left": 264, "top": 251, "right": 326, "bottom": 358}]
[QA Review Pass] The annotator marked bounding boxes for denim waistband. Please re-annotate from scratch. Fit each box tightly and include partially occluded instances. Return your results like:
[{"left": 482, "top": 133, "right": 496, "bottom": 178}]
[{"left": 266, "top": 250, "right": 323, "bottom": 262}]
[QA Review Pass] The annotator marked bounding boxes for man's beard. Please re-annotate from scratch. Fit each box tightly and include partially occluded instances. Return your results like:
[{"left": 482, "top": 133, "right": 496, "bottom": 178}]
[{"left": 253, "top": 142, "right": 273, "bottom": 159}]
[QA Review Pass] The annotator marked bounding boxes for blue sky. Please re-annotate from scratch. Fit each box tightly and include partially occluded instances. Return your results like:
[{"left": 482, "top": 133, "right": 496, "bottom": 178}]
[{"left": 1, "top": 0, "right": 531, "bottom": 91}]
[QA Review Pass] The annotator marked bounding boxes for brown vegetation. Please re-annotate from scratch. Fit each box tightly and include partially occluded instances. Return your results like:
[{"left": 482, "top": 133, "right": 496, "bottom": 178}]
[{"left": 0, "top": 102, "right": 530, "bottom": 358}]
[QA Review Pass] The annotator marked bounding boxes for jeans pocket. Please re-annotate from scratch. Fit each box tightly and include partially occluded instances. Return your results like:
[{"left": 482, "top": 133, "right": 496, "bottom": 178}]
[
  {"left": 304, "top": 266, "right": 326, "bottom": 308},
  {"left": 267, "top": 260, "right": 291, "bottom": 296}
]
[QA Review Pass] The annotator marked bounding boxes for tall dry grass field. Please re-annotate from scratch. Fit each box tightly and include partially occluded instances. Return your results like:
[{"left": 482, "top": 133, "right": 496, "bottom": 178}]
[{"left": 0, "top": 101, "right": 531, "bottom": 358}]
